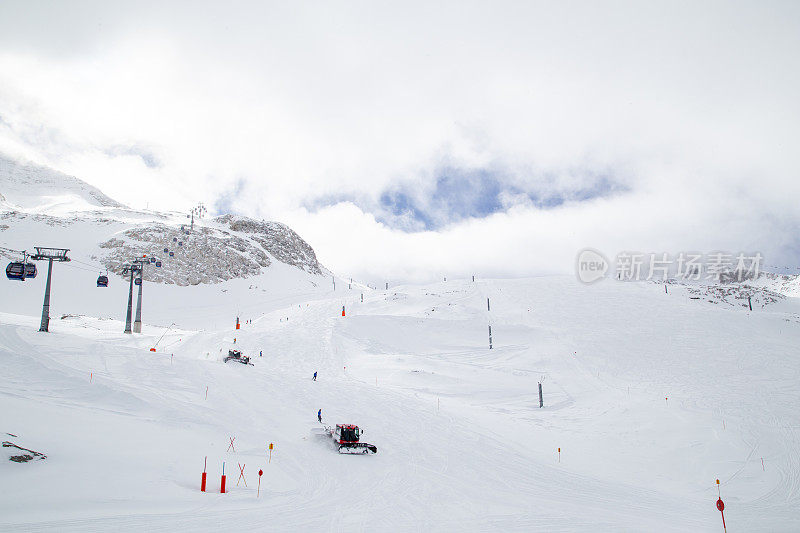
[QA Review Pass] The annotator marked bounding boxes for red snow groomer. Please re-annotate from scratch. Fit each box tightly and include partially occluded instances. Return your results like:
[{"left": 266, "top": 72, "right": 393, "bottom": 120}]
[
  {"left": 328, "top": 424, "right": 377, "bottom": 454},
  {"left": 224, "top": 349, "right": 253, "bottom": 366}
]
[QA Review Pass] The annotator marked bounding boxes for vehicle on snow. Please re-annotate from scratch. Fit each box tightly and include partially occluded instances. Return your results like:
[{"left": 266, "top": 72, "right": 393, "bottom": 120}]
[
  {"left": 313, "top": 424, "right": 377, "bottom": 454},
  {"left": 224, "top": 349, "right": 253, "bottom": 366}
]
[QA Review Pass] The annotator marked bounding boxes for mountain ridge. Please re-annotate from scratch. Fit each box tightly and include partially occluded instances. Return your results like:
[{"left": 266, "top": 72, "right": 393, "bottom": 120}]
[{"left": 0, "top": 153, "right": 328, "bottom": 285}]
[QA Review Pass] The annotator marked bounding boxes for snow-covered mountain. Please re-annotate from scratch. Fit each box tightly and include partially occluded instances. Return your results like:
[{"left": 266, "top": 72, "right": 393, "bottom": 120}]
[
  {"left": 0, "top": 155, "right": 125, "bottom": 213},
  {"left": 0, "top": 154, "right": 328, "bottom": 287}
]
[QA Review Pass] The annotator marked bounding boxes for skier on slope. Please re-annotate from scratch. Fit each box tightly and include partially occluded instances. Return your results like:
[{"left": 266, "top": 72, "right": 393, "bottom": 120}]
[
  {"left": 260, "top": 350, "right": 263, "bottom": 357},
  {"left": 313, "top": 371, "right": 317, "bottom": 381},
  {"left": 318, "top": 409, "right": 322, "bottom": 423}
]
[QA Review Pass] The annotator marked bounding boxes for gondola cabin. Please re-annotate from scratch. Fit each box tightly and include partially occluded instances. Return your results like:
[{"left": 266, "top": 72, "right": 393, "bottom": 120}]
[
  {"left": 135, "top": 277, "right": 142, "bottom": 286},
  {"left": 155, "top": 261, "right": 162, "bottom": 267},
  {"left": 97, "top": 275, "right": 109, "bottom": 287},
  {"left": 6, "top": 262, "right": 37, "bottom": 280},
  {"left": 168, "top": 251, "right": 174, "bottom": 257}
]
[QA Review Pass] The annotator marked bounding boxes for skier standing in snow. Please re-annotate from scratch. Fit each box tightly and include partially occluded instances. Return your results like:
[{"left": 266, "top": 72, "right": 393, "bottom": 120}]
[
  {"left": 260, "top": 350, "right": 262, "bottom": 357},
  {"left": 318, "top": 409, "right": 322, "bottom": 423},
  {"left": 313, "top": 371, "right": 317, "bottom": 381}
]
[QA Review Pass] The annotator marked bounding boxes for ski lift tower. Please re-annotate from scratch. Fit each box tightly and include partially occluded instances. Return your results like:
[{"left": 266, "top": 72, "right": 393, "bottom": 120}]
[
  {"left": 30, "top": 247, "right": 70, "bottom": 332},
  {"left": 122, "top": 261, "right": 143, "bottom": 334},
  {"left": 133, "top": 258, "right": 147, "bottom": 333},
  {"left": 190, "top": 202, "right": 206, "bottom": 232}
]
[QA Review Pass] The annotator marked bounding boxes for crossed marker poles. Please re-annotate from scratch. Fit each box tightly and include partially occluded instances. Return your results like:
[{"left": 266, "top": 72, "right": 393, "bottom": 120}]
[
  {"left": 220, "top": 436, "right": 271, "bottom": 493},
  {"left": 237, "top": 462, "right": 247, "bottom": 487}
]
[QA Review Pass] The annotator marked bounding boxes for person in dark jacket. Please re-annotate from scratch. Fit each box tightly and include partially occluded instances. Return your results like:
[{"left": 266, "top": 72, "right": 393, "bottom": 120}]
[
  {"left": 318, "top": 409, "right": 322, "bottom": 423},
  {"left": 313, "top": 371, "right": 317, "bottom": 381}
]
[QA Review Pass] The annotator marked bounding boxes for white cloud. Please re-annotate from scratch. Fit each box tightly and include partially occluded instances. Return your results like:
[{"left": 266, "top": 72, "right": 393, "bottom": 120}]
[{"left": 0, "top": 1, "right": 798, "bottom": 281}]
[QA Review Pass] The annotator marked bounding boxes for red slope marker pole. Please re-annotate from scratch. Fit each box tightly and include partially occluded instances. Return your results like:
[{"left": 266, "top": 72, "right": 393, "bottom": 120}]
[
  {"left": 257, "top": 469, "right": 263, "bottom": 497},
  {"left": 716, "top": 479, "right": 726, "bottom": 532},
  {"left": 201, "top": 456, "right": 207, "bottom": 492},
  {"left": 220, "top": 462, "right": 226, "bottom": 493}
]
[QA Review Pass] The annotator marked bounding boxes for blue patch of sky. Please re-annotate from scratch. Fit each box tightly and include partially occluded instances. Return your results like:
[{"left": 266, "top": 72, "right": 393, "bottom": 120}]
[
  {"left": 212, "top": 178, "right": 246, "bottom": 216},
  {"left": 377, "top": 167, "right": 626, "bottom": 231},
  {"left": 302, "top": 166, "right": 628, "bottom": 232},
  {"left": 104, "top": 144, "right": 162, "bottom": 169}
]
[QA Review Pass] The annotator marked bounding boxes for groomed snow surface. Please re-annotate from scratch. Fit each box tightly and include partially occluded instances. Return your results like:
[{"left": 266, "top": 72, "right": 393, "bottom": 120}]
[{"left": 2, "top": 275, "right": 799, "bottom": 531}]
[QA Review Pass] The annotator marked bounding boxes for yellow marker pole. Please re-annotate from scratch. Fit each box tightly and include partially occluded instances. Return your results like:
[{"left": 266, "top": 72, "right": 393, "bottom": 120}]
[{"left": 269, "top": 442, "right": 274, "bottom": 463}]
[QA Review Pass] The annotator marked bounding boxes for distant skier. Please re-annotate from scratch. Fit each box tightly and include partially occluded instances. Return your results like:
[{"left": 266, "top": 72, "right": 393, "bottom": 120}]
[
  {"left": 260, "top": 350, "right": 263, "bottom": 357},
  {"left": 313, "top": 371, "right": 317, "bottom": 381},
  {"left": 318, "top": 409, "right": 322, "bottom": 423}
]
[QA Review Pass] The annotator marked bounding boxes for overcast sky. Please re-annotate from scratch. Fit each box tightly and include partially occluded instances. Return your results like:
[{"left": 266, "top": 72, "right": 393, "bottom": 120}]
[{"left": 1, "top": 1, "right": 798, "bottom": 283}]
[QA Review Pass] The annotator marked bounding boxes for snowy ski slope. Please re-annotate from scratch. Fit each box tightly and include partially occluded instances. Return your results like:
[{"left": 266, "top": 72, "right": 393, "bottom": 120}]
[{"left": 2, "top": 274, "right": 799, "bottom": 531}]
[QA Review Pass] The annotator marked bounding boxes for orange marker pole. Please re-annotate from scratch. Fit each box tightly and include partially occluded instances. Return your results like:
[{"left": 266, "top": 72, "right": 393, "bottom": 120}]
[
  {"left": 269, "top": 443, "right": 274, "bottom": 463},
  {"left": 90, "top": 372, "right": 92, "bottom": 383},
  {"left": 558, "top": 447, "right": 561, "bottom": 463}
]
